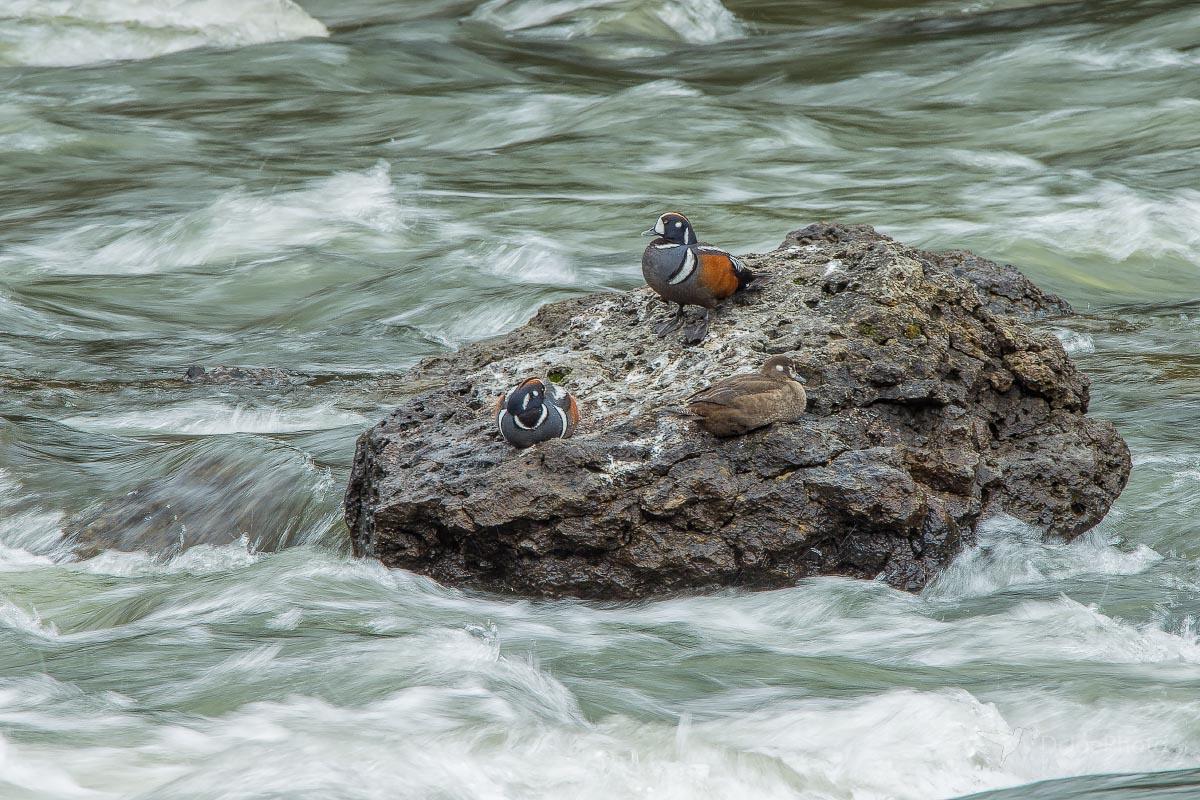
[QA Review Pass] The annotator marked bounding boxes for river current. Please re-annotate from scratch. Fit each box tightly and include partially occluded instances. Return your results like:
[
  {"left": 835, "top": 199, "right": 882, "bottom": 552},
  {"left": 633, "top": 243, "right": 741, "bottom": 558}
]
[{"left": 2, "top": 1, "right": 1199, "bottom": 798}]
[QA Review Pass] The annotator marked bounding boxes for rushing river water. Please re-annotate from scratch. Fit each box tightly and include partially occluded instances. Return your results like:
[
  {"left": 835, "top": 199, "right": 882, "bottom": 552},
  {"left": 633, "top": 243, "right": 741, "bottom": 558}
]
[{"left": 2, "top": 0, "right": 1200, "bottom": 797}]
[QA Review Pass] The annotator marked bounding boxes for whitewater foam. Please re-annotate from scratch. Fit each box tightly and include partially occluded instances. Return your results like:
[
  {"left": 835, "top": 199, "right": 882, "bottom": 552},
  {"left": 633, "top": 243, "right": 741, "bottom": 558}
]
[
  {"left": 38, "top": 675, "right": 1192, "bottom": 800},
  {"left": 1014, "top": 183, "right": 1200, "bottom": 265},
  {"left": 61, "top": 400, "right": 368, "bottom": 436},
  {"left": 0, "top": 470, "right": 65, "bottom": 556},
  {"left": 4, "top": 538, "right": 1198, "bottom": 800},
  {"left": 480, "top": 238, "right": 580, "bottom": 285},
  {"left": 3, "top": 162, "right": 405, "bottom": 275},
  {"left": 898, "top": 179, "right": 1200, "bottom": 297},
  {"left": 0, "top": 734, "right": 94, "bottom": 798},
  {"left": 1, "top": 0, "right": 329, "bottom": 68},
  {"left": 926, "top": 515, "right": 1162, "bottom": 600},
  {"left": 0, "top": 599, "right": 58, "bottom": 640},
  {"left": 384, "top": 301, "right": 539, "bottom": 348},
  {"left": 469, "top": 0, "right": 745, "bottom": 44},
  {"left": 74, "top": 540, "right": 262, "bottom": 578},
  {"left": 1052, "top": 328, "right": 1096, "bottom": 355},
  {"left": 0, "top": 102, "right": 84, "bottom": 154}
]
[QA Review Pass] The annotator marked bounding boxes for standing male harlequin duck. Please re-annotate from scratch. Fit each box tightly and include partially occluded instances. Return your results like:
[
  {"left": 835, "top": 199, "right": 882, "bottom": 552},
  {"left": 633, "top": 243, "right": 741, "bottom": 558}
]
[
  {"left": 641, "top": 211, "right": 755, "bottom": 344},
  {"left": 494, "top": 377, "right": 581, "bottom": 449},
  {"left": 686, "top": 356, "right": 807, "bottom": 438}
]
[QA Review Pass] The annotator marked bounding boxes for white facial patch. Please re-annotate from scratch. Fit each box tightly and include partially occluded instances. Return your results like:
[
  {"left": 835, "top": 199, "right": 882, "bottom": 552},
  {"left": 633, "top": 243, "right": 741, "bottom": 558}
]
[
  {"left": 776, "top": 364, "right": 785, "bottom": 371},
  {"left": 654, "top": 216, "right": 666, "bottom": 235},
  {"left": 670, "top": 248, "right": 697, "bottom": 285},
  {"left": 683, "top": 226, "right": 692, "bottom": 244}
]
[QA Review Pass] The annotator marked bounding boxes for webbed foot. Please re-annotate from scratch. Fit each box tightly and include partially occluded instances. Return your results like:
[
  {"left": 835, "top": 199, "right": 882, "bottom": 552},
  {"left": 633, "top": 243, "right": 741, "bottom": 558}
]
[
  {"left": 654, "top": 305, "right": 684, "bottom": 337},
  {"left": 681, "top": 311, "right": 710, "bottom": 345}
]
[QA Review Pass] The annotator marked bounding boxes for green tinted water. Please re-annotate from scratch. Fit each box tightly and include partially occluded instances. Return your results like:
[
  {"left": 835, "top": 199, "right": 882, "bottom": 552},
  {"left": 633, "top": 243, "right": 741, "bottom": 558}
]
[{"left": 2, "top": 1, "right": 1199, "bottom": 797}]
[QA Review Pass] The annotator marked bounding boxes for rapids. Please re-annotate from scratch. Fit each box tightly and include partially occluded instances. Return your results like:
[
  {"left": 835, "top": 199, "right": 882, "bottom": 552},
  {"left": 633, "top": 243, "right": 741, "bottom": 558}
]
[{"left": 2, "top": 1, "right": 1199, "bottom": 797}]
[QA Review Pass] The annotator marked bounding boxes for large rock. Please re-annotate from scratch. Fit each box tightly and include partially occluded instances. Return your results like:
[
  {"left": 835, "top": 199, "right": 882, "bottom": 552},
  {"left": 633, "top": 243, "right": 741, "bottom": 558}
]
[{"left": 343, "top": 223, "right": 1129, "bottom": 598}]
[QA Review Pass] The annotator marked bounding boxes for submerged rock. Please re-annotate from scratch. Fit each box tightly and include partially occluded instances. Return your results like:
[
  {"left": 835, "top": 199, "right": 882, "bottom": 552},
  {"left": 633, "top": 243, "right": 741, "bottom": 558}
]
[
  {"left": 183, "top": 365, "right": 308, "bottom": 386},
  {"left": 343, "top": 223, "right": 1130, "bottom": 599},
  {"left": 66, "top": 449, "right": 337, "bottom": 558}
]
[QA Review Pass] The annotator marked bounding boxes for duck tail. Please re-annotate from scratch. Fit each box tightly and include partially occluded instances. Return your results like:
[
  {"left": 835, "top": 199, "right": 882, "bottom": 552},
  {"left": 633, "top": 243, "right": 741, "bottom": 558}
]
[{"left": 732, "top": 256, "right": 755, "bottom": 291}]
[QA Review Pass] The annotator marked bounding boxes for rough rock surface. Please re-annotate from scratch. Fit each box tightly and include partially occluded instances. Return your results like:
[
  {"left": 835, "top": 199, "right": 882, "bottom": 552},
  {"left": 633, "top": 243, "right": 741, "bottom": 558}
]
[{"left": 344, "top": 223, "right": 1130, "bottom": 599}]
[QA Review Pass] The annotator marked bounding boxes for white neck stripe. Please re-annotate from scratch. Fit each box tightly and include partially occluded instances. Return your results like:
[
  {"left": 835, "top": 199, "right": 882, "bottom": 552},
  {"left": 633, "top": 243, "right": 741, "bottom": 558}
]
[{"left": 513, "top": 404, "right": 548, "bottom": 431}]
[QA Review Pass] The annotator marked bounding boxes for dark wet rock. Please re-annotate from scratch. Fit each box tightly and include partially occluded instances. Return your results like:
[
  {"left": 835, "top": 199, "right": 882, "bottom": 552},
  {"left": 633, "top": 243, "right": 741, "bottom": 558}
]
[
  {"left": 183, "top": 365, "right": 310, "bottom": 386},
  {"left": 344, "top": 222, "right": 1130, "bottom": 599}
]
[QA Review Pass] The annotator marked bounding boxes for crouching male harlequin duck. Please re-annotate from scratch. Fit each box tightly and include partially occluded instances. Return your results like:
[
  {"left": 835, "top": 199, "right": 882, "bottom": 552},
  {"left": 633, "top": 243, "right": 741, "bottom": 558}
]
[
  {"left": 686, "top": 356, "right": 807, "bottom": 438},
  {"left": 494, "top": 377, "right": 581, "bottom": 448},
  {"left": 641, "top": 212, "right": 755, "bottom": 344}
]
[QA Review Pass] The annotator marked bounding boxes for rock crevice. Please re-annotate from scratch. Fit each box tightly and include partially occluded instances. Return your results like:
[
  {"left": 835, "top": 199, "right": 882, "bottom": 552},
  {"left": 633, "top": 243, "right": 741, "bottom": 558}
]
[{"left": 344, "top": 223, "right": 1130, "bottom": 598}]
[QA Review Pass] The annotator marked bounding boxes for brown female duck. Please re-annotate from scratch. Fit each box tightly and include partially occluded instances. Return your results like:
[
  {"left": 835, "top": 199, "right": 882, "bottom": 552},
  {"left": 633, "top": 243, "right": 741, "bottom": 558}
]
[{"left": 686, "top": 356, "right": 807, "bottom": 437}]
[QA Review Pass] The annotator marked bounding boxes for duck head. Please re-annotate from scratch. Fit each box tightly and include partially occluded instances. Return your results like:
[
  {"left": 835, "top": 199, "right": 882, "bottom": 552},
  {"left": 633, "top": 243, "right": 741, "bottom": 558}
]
[
  {"left": 506, "top": 377, "right": 549, "bottom": 429},
  {"left": 762, "top": 356, "right": 806, "bottom": 384},
  {"left": 642, "top": 212, "right": 696, "bottom": 245}
]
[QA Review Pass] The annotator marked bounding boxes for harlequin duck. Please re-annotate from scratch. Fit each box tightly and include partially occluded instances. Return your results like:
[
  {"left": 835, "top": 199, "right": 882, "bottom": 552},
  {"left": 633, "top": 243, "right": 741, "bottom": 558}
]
[
  {"left": 641, "top": 212, "right": 755, "bottom": 344},
  {"left": 686, "top": 356, "right": 807, "bottom": 438},
  {"left": 494, "top": 377, "right": 580, "bottom": 448}
]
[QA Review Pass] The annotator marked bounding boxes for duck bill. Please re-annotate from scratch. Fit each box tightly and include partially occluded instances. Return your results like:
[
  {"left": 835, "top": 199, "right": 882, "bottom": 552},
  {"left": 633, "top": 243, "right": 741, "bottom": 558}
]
[{"left": 641, "top": 228, "right": 657, "bottom": 236}]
